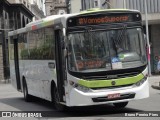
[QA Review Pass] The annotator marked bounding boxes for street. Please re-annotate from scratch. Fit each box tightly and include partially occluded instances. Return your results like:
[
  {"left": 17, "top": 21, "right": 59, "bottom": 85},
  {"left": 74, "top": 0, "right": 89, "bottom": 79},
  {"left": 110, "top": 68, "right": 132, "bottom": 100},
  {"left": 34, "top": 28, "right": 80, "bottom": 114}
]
[{"left": 0, "top": 76, "right": 160, "bottom": 119}]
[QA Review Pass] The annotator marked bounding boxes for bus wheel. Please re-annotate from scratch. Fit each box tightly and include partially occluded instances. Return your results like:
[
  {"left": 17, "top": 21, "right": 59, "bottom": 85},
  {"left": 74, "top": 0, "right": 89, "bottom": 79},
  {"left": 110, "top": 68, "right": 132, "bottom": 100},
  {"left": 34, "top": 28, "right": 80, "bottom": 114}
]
[
  {"left": 23, "top": 79, "right": 31, "bottom": 102},
  {"left": 113, "top": 102, "right": 128, "bottom": 108},
  {"left": 52, "top": 87, "right": 65, "bottom": 111}
]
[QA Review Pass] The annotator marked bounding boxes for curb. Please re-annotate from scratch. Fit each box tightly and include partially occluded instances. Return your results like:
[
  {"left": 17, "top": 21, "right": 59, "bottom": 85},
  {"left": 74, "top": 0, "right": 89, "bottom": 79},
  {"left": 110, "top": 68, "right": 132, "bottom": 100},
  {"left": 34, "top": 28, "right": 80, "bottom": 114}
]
[
  {"left": 151, "top": 85, "right": 160, "bottom": 90},
  {"left": 149, "top": 76, "right": 160, "bottom": 78}
]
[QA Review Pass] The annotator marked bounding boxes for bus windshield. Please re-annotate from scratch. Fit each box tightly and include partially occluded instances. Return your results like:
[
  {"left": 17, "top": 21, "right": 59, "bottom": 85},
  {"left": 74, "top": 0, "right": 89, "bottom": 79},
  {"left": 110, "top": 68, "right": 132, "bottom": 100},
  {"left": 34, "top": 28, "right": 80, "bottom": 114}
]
[{"left": 67, "top": 28, "right": 147, "bottom": 72}]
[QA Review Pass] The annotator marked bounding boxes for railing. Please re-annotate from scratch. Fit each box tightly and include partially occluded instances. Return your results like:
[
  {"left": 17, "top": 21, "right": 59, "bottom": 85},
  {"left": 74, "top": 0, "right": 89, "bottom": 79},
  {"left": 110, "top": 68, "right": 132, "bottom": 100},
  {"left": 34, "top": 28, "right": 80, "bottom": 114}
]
[
  {"left": 54, "top": 2, "right": 67, "bottom": 7},
  {"left": 125, "top": 0, "right": 160, "bottom": 13}
]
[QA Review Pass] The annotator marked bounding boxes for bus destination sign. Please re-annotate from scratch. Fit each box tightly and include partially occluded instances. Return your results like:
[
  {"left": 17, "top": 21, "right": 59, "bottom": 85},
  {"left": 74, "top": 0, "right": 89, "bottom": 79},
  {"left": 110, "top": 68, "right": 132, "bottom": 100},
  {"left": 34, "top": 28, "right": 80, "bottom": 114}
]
[
  {"left": 67, "top": 13, "right": 141, "bottom": 27},
  {"left": 78, "top": 15, "right": 129, "bottom": 25}
]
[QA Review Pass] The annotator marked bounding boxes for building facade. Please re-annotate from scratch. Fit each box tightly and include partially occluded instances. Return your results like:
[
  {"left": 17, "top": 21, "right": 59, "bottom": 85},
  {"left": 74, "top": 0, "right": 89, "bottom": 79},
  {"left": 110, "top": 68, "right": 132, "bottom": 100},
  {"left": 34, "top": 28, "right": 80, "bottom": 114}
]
[
  {"left": 30, "top": 0, "right": 45, "bottom": 21},
  {"left": 8, "top": 0, "right": 31, "bottom": 9},
  {"left": 81, "top": 0, "right": 110, "bottom": 10},
  {"left": 45, "top": 0, "right": 67, "bottom": 16},
  {"left": 9, "top": 0, "right": 45, "bottom": 21},
  {"left": 0, "top": 0, "right": 34, "bottom": 81},
  {"left": 45, "top": 0, "right": 109, "bottom": 15},
  {"left": 70, "top": 0, "right": 81, "bottom": 13}
]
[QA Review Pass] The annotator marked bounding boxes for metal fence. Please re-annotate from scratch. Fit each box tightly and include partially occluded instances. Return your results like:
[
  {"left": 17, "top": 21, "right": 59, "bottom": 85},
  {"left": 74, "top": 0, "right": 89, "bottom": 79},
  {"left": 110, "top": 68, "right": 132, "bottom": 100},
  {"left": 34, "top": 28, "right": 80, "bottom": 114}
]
[{"left": 125, "top": 0, "right": 160, "bottom": 13}]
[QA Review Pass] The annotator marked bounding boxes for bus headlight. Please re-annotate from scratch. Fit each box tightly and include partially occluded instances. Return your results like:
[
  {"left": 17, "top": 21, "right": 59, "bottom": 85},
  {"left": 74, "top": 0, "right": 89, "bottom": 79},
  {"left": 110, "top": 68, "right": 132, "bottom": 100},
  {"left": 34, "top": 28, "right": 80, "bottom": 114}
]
[
  {"left": 76, "top": 84, "right": 91, "bottom": 92},
  {"left": 133, "top": 76, "right": 147, "bottom": 87},
  {"left": 69, "top": 80, "right": 91, "bottom": 92}
]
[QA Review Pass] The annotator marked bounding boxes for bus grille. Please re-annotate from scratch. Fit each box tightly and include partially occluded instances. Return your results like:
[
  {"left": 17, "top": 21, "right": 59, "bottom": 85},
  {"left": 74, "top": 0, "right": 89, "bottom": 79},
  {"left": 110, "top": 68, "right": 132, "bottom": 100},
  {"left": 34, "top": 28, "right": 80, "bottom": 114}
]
[
  {"left": 83, "top": 72, "right": 139, "bottom": 80},
  {"left": 91, "top": 84, "right": 133, "bottom": 90}
]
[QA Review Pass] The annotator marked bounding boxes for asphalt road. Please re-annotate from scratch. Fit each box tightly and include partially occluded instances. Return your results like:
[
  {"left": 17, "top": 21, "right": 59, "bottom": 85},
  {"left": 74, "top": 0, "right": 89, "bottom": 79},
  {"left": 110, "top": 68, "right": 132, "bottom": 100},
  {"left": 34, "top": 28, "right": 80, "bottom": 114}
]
[{"left": 0, "top": 76, "right": 160, "bottom": 120}]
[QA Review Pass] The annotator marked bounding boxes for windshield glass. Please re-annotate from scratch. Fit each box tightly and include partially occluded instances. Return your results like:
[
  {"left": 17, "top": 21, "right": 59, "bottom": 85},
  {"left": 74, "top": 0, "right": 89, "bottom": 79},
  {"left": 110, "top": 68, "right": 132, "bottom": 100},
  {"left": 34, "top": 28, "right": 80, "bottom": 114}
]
[{"left": 67, "top": 28, "right": 147, "bottom": 72}]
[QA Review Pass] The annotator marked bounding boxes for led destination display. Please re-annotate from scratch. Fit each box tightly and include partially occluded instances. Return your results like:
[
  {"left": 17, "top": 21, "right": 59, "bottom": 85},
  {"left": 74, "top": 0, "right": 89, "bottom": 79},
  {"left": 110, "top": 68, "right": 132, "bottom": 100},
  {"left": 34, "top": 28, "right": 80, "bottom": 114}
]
[{"left": 67, "top": 12, "right": 141, "bottom": 27}]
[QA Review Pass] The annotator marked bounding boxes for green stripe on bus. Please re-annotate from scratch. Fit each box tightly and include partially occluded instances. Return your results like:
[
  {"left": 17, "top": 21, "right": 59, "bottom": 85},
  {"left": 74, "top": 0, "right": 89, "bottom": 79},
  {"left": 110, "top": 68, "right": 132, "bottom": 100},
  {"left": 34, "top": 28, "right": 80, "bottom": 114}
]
[{"left": 78, "top": 74, "right": 144, "bottom": 88}]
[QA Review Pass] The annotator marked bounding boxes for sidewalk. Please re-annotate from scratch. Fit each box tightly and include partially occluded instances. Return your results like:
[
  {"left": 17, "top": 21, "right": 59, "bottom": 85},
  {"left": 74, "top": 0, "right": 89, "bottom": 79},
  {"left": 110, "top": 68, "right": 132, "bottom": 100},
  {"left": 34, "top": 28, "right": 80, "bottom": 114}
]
[
  {"left": 149, "top": 75, "right": 160, "bottom": 90},
  {"left": 151, "top": 81, "right": 160, "bottom": 90},
  {"left": 152, "top": 83, "right": 160, "bottom": 90},
  {"left": 0, "top": 79, "right": 10, "bottom": 84}
]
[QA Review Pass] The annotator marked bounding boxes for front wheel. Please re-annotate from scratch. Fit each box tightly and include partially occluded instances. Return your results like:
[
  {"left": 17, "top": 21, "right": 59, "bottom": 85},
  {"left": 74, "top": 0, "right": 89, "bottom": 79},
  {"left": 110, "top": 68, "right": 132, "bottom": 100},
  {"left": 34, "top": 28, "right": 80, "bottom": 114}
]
[
  {"left": 113, "top": 102, "right": 128, "bottom": 108},
  {"left": 51, "top": 87, "right": 65, "bottom": 111}
]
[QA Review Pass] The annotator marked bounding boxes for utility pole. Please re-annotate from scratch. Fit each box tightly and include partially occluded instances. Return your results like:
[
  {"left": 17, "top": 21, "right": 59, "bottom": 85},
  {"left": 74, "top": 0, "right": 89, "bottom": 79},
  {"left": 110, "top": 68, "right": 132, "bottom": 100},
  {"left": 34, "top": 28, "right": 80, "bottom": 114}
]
[
  {"left": 66, "top": 0, "right": 70, "bottom": 13},
  {"left": 144, "top": 0, "right": 151, "bottom": 76},
  {"left": 123, "top": 0, "right": 126, "bottom": 9}
]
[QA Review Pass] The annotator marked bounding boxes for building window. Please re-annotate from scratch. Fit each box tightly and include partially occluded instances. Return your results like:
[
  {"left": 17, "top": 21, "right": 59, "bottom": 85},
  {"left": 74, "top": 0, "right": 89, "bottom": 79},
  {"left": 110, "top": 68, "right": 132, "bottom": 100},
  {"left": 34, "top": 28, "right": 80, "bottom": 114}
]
[
  {"left": 23, "top": 1, "right": 26, "bottom": 5},
  {"left": 82, "top": 0, "right": 87, "bottom": 10},
  {"left": 94, "top": 0, "right": 98, "bottom": 7},
  {"left": 59, "top": 0, "right": 65, "bottom": 3}
]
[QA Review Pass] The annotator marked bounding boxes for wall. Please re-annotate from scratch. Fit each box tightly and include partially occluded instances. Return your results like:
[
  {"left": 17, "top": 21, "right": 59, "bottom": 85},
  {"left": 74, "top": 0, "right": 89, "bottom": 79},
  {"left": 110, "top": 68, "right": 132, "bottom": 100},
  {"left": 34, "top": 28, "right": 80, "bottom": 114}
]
[
  {"left": 150, "top": 25, "right": 160, "bottom": 73},
  {"left": 70, "top": 0, "right": 81, "bottom": 13},
  {"left": 0, "top": 46, "right": 4, "bottom": 80},
  {"left": 0, "top": 0, "right": 34, "bottom": 81}
]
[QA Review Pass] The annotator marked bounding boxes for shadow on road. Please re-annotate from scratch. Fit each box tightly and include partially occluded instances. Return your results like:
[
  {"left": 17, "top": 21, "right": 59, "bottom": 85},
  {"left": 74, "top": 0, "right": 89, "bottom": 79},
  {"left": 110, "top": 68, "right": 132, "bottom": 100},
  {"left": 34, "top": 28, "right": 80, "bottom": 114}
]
[{"left": 0, "top": 96, "right": 143, "bottom": 117}]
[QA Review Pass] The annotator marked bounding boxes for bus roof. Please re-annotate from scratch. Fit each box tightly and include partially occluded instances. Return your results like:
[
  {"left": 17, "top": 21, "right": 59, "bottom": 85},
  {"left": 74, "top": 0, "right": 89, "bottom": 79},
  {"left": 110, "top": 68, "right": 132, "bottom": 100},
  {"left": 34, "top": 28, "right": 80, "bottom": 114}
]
[
  {"left": 8, "top": 9, "right": 140, "bottom": 37},
  {"left": 80, "top": 8, "right": 139, "bottom": 14},
  {"left": 8, "top": 14, "right": 76, "bottom": 37}
]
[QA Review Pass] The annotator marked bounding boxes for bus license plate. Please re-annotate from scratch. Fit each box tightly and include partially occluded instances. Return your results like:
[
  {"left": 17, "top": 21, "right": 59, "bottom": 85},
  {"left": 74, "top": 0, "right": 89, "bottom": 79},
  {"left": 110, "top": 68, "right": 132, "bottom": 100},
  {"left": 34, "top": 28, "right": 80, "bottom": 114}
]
[{"left": 108, "top": 93, "right": 120, "bottom": 99}]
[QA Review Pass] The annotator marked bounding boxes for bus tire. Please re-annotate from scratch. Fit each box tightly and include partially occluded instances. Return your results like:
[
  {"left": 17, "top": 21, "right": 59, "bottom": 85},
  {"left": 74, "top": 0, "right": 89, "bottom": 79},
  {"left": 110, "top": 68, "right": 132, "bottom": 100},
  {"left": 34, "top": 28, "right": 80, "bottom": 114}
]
[
  {"left": 23, "top": 78, "right": 31, "bottom": 102},
  {"left": 51, "top": 85, "right": 65, "bottom": 111},
  {"left": 113, "top": 102, "right": 128, "bottom": 108}
]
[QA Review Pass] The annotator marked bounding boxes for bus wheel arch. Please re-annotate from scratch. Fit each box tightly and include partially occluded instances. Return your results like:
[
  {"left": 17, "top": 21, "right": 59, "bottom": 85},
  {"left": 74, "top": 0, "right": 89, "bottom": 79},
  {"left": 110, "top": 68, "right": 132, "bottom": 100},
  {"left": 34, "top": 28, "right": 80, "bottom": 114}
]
[
  {"left": 51, "top": 80, "right": 65, "bottom": 111},
  {"left": 51, "top": 80, "right": 56, "bottom": 100},
  {"left": 22, "top": 77, "right": 32, "bottom": 102}
]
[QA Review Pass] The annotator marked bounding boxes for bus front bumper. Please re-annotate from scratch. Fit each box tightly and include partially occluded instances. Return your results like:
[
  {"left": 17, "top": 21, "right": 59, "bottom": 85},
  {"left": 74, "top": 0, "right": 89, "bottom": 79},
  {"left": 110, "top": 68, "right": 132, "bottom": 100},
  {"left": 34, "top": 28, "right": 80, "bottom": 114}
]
[{"left": 67, "top": 80, "right": 149, "bottom": 107}]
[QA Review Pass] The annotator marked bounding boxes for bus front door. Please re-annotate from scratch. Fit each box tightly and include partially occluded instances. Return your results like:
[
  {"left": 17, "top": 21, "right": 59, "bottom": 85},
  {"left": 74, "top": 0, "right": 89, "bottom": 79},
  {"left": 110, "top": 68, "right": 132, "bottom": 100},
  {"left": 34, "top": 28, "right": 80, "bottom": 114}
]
[{"left": 55, "top": 29, "right": 65, "bottom": 102}]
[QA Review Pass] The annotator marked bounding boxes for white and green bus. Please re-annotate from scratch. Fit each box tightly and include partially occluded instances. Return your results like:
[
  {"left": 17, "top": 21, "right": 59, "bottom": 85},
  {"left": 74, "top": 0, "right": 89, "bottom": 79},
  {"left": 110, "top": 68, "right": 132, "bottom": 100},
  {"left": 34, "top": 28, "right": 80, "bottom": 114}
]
[{"left": 8, "top": 9, "right": 149, "bottom": 110}]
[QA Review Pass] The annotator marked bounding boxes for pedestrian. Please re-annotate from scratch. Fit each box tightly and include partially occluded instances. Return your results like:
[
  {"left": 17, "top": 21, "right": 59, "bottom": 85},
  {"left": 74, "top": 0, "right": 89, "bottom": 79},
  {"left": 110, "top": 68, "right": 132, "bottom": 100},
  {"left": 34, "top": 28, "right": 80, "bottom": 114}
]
[{"left": 157, "top": 59, "right": 160, "bottom": 73}]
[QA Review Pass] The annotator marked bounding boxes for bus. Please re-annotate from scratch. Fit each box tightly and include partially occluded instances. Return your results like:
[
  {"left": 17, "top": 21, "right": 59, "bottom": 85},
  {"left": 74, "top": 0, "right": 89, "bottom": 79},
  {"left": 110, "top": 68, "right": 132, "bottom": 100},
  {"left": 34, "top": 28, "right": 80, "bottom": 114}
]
[{"left": 8, "top": 9, "right": 149, "bottom": 111}]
